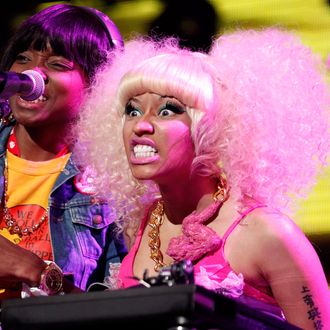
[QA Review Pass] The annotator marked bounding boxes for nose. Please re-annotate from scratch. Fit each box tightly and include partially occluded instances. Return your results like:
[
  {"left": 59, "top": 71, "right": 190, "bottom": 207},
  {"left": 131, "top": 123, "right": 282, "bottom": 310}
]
[{"left": 133, "top": 116, "right": 154, "bottom": 136}]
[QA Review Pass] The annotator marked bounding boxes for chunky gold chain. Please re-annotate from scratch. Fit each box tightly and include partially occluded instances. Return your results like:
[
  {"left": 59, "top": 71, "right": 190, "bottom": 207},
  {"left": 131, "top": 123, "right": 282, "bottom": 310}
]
[{"left": 148, "top": 200, "right": 166, "bottom": 272}]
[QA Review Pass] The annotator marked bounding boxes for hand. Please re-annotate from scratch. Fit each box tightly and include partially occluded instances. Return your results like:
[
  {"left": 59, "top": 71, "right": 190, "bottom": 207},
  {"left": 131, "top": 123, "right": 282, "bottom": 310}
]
[
  {"left": 0, "top": 235, "right": 83, "bottom": 299},
  {"left": 0, "top": 235, "right": 46, "bottom": 288}
]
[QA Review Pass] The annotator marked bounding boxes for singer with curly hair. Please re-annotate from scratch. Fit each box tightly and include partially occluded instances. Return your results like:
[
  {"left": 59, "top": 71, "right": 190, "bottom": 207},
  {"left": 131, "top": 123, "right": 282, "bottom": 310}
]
[{"left": 75, "top": 29, "right": 330, "bottom": 329}]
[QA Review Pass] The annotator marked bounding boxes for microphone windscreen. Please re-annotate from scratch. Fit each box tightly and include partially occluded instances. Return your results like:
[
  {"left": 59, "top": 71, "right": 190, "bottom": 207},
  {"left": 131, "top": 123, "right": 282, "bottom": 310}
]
[{"left": 21, "top": 70, "right": 45, "bottom": 101}]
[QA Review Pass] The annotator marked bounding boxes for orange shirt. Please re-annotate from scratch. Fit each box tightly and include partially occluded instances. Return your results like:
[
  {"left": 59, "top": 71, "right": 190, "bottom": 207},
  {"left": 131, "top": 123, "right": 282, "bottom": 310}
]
[{"left": 0, "top": 151, "right": 70, "bottom": 260}]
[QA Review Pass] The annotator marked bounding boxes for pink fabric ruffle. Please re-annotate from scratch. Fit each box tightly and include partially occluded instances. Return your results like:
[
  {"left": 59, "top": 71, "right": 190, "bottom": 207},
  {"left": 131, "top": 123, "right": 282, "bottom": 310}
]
[{"left": 195, "top": 264, "right": 244, "bottom": 298}]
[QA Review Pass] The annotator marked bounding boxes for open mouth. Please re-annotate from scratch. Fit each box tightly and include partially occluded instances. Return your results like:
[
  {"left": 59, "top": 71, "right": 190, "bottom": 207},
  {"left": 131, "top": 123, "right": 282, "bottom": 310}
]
[{"left": 133, "top": 144, "right": 158, "bottom": 158}]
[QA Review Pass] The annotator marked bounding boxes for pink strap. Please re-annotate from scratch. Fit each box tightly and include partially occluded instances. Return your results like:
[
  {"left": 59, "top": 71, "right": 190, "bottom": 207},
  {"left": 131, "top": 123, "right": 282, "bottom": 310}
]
[{"left": 221, "top": 205, "right": 265, "bottom": 252}]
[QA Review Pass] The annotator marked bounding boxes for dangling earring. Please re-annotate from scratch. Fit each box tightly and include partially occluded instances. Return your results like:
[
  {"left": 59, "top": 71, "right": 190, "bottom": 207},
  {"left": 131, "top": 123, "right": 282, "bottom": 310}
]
[{"left": 213, "top": 173, "right": 229, "bottom": 202}]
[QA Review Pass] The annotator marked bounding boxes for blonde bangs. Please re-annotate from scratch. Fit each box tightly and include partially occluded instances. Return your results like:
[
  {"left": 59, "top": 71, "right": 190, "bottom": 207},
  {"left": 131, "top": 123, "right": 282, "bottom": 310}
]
[{"left": 117, "top": 52, "right": 217, "bottom": 114}]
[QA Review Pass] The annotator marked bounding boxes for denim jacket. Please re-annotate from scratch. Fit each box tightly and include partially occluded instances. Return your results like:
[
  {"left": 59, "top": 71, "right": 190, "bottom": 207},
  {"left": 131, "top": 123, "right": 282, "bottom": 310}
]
[{"left": 0, "top": 119, "right": 127, "bottom": 290}]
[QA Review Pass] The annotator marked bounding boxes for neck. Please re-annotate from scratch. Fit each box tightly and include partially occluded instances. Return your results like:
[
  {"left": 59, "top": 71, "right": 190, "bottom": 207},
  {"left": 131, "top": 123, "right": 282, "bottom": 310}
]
[
  {"left": 14, "top": 124, "right": 69, "bottom": 161},
  {"left": 158, "top": 173, "right": 218, "bottom": 225}
]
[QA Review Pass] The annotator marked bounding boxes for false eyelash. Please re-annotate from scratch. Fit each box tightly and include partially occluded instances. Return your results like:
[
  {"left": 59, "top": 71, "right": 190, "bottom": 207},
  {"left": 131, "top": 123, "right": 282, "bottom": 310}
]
[{"left": 162, "top": 102, "right": 185, "bottom": 114}]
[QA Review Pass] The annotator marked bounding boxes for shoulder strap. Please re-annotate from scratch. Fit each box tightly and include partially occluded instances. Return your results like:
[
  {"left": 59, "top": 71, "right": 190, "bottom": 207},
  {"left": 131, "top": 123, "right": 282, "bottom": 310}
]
[{"left": 222, "top": 205, "right": 265, "bottom": 248}]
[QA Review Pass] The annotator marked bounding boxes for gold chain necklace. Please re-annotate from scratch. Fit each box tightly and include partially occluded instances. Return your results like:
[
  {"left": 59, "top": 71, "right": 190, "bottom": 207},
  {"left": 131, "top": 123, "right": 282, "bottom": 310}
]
[
  {"left": 2, "top": 156, "right": 48, "bottom": 237},
  {"left": 148, "top": 199, "right": 166, "bottom": 272}
]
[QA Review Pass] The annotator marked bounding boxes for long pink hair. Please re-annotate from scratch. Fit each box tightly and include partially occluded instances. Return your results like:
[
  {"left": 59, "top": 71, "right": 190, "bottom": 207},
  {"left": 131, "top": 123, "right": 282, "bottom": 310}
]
[{"left": 74, "top": 29, "right": 330, "bottom": 231}]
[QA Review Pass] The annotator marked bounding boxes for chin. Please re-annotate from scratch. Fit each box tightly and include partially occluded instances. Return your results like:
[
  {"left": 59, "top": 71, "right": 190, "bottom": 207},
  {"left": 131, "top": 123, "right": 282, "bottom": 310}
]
[
  {"left": 131, "top": 168, "right": 165, "bottom": 183},
  {"left": 131, "top": 171, "right": 157, "bottom": 182}
]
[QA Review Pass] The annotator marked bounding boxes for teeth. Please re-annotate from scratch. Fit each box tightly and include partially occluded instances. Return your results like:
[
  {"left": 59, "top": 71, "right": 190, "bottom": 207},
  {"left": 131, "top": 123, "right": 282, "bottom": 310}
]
[
  {"left": 20, "top": 95, "right": 47, "bottom": 103},
  {"left": 133, "top": 144, "right": 157, "bottom": 158}
]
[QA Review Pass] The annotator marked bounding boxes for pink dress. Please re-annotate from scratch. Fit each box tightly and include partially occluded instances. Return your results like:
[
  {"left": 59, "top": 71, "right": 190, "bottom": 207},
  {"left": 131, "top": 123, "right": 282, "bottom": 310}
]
[{"left": 118, "top": 205, "right": 277, "bottom": 306}]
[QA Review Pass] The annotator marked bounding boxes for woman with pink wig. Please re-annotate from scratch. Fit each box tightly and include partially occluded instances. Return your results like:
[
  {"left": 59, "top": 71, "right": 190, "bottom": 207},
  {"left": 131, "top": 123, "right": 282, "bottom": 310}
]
[{"left": 75, "top": 29, "right": 330, "bottom": 329}]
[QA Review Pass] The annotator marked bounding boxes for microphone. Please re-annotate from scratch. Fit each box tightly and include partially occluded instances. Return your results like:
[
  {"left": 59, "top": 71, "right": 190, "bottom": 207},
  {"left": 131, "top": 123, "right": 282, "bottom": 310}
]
[{"left": 0, "top": 70, "right": 45, "bottom": 101}]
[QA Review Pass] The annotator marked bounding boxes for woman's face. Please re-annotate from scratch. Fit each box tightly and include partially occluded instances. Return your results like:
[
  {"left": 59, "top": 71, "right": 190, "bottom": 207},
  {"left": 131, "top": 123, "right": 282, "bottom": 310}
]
[
  {"left": 123, "top": 92, "right": 195, "bottom": 185},
  {"left": 9, "top": 47, "right": 87, "bottom": 129}
]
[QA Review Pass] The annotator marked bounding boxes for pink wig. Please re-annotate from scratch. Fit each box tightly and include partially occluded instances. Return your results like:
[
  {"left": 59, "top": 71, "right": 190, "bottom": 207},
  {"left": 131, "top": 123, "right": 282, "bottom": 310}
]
[
  {"left": 210, "top": 28, "right": 330, "bottom": 211},
  {"left": 74, "top": 29, "right": 330, "bottom": 230}
]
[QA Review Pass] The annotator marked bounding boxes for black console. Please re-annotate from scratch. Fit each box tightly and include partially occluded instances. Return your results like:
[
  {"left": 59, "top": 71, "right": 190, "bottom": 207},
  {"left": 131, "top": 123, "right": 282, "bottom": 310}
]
[{"left": 1, "top": 284, "right": 301, "bottom": 330}]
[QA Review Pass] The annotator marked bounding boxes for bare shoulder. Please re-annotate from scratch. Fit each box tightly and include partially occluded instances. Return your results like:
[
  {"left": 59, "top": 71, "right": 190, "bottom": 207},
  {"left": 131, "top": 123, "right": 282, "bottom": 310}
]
[
  {"left": 219, "top": 202, "right": 309, "bottom": 266},
  {"left": 228, "top": 206, "right": 321, "bottom": 276},
  {"left": 240, "top": 207, "right": 308, "bottom": 249},
  {"left": 238, "top": 206, "right": 325, "bottom": 280},
  {"left": 222, "top": 206, "right": 309, "bottom": 282}
]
